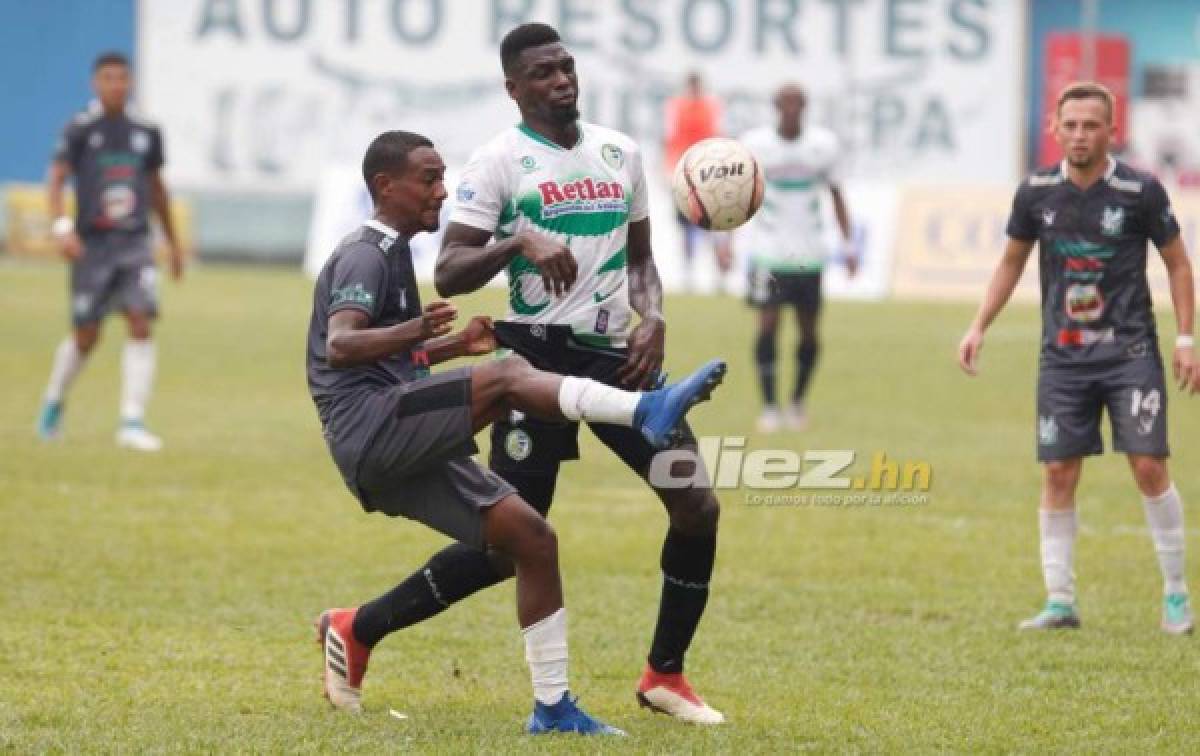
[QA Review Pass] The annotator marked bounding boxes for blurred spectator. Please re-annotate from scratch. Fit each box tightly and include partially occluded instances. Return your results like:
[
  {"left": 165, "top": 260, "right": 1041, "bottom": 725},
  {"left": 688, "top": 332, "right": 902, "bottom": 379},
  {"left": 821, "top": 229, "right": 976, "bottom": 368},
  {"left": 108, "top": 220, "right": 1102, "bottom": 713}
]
[{"left": 664, "top": 72, "right": 730, "bottom": 291}]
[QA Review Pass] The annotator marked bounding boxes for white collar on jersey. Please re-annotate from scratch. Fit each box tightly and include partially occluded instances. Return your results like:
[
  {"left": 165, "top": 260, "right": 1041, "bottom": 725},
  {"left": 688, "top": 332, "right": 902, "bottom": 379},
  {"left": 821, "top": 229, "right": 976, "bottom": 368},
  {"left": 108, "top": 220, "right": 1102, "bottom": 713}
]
[
  {"left": 364, "top": 219, "right": 400, "bottom": 240},
  {"left": 1059, "top": 155, "right": 1117, "bottom": 180},
  {"left": 363, "top": 219, "right": 401, "bottom": 253}
]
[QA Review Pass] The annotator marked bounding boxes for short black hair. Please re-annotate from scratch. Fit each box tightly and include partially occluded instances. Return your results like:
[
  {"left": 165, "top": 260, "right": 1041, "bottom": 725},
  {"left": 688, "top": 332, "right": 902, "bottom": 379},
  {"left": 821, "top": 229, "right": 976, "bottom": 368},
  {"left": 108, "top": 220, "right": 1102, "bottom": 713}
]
[
  {"left": 93, "top": 51, "right": 130, "bottom": 72},
  {"left": 500, "top": 22, "right": 561, "bottom": 76},
  {"left": 362, "top": 130, "right": 433, "bottom": 200}
]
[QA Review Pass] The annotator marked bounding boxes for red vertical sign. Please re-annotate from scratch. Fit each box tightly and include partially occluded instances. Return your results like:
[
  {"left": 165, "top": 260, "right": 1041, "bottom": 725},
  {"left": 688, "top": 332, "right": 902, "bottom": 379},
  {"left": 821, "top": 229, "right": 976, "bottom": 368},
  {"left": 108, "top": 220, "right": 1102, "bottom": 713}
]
[{"left": 1039, "top": 33, "right": 1131, "bottom": 167}]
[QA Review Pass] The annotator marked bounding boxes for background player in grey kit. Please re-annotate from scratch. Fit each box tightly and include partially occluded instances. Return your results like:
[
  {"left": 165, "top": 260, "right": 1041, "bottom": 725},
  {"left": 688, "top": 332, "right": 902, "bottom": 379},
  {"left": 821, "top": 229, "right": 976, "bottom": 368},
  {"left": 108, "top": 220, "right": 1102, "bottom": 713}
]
[
  {"left": 37, "top": 51, "right": 184, "bottom": 452},
  {"left": 308, "top": 130, "right": 724, "bottom": 732},
  {"left": 959, "top": 82, "right": 1200, "bottom": 634}
]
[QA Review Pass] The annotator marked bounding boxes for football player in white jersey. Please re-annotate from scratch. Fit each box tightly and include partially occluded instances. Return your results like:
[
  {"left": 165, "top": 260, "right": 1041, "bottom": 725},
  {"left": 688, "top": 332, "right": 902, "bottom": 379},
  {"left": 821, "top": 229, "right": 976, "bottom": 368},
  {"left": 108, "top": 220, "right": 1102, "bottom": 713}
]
[
  {"left": 738, "top": 84, "right": 856, "bottom": 432},
  {"left": 346, "top": 23, "right": 728, "bottom": 727}
]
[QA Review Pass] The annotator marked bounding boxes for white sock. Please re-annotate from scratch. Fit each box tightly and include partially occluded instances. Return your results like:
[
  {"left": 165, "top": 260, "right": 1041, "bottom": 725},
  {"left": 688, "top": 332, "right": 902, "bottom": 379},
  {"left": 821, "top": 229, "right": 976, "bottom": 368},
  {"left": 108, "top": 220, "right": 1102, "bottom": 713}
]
[
  {"left": 557, "top": 376, "right": 640, "bottom": 426},
  {"left": 1039, "top": 508, "right": 1077, "bottom": 605},
  {"left": 120, "top": 339, "right": 156, "bottom": 423},
  {"left": 44, "top": 337, "right": 88, "bottom": 403},
  {"left": 523, "top": 607, "right": 569, "bottom": 706},
  {"left": 1144, "top": 483, "right": 1188, "bottom": 596}
]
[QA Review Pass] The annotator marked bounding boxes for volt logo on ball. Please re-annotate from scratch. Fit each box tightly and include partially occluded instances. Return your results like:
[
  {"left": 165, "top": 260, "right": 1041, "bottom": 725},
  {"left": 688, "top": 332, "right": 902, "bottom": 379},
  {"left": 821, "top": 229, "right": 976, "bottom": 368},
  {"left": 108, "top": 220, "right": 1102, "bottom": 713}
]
[
  {"left": 672, "top": 137, "right": 764, "bottom": 231},
  {"left": 699, "top": 163, "right": 746, "bottom": 182}
]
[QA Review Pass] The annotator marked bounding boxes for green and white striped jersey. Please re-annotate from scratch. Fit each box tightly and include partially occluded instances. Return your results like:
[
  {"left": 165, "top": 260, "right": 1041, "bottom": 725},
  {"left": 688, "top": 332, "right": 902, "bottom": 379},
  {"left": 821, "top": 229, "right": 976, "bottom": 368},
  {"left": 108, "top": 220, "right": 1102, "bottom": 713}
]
[
  {"left": 739, "top": 125, "right": 842, "bottom": 273},
  {"left": 449, "top": 121, "right": 649, "bottom": 347}
]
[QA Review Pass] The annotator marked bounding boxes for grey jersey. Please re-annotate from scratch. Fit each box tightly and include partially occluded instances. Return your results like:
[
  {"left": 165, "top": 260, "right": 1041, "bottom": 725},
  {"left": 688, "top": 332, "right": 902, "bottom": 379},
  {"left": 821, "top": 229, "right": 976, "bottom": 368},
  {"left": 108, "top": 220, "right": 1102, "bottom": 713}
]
[
  {"left": 54, "top": 104, "right": 164, "bottom": 237},
  {"left": 306, "top": 221, "right": 425, "bottom": 438},
  {"left": 1006, "top": 158, "right": 1181, "bottom": 367}
]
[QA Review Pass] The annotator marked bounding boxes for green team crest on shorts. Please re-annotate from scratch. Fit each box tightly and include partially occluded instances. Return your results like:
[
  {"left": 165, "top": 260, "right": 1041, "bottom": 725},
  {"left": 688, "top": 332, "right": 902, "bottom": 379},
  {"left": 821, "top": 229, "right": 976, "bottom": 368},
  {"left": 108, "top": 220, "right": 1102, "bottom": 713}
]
[{"left": 505, "top": 428, "right": 533, "bottom": 461}]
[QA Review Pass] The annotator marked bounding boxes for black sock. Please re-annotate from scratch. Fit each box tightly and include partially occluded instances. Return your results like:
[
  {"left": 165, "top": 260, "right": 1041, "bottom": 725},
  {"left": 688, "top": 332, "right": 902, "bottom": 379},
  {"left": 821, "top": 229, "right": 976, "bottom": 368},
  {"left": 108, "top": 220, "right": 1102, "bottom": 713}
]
[
  {"left": 793, "top": 339, "right": 819, "bottom": 402},
  {"left": 755, "top": 330, "right": 777, "bottom": 406},
  {"left": 351, "top": 471, "right": 558, "bottom": 648},
  {"left": 648, "top": 528, "right": 717, "bottom": 674},
  {"left": 352, "top": 543, "right": 506, "bottom": 648}
]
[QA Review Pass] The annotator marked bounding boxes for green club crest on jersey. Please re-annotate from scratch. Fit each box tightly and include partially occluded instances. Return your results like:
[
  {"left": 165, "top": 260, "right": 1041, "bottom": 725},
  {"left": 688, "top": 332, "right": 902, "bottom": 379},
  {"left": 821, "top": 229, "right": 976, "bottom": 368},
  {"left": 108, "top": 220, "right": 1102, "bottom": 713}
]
[
  {"left": 505, "top": 428, "right": 533, "bottom": 461},
  {"left": 331, "top": 283, "right": 374, "bottom": 307},
  {"left": 520, "top": 155, "right": 538, "bottom": 173},
  {"left": 601, "top": 144, "right": 624, "bottom": 169}
]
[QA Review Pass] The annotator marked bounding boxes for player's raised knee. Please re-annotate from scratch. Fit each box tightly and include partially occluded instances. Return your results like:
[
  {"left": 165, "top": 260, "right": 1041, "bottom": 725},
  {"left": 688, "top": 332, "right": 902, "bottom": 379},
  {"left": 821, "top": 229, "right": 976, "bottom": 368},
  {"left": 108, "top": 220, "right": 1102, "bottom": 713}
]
[{"left": 496, "top": 354, "right": 533, "bottom": 388}]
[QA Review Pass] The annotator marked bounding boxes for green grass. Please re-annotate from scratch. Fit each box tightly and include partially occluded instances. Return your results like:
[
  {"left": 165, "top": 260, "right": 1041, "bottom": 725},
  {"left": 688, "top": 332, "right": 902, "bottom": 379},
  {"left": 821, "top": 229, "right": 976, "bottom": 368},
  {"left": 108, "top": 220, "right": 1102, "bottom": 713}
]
[{"left": 2, "top": 260, "right": 1198, "bottom": 752}]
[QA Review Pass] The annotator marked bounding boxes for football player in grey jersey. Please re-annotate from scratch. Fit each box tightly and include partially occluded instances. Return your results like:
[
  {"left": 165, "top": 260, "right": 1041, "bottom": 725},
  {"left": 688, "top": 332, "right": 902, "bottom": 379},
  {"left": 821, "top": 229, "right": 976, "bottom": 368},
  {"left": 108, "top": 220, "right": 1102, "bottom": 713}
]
[
  {"left": 37, "top": 51, "right": 183, "bottom": 451},
  {"left": 959, "top": 82, "right": 1200, "bottom": 634}
]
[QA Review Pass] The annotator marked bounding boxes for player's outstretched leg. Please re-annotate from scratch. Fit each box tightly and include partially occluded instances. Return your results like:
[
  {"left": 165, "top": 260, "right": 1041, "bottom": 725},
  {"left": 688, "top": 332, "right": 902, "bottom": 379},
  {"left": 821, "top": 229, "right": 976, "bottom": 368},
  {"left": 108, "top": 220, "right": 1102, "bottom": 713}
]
[
  {"left": 37, "top": 327, "right": 98, "bottom": 440},
  {"left": 470, "top": 355, "right": 726, "bottom": 450},
  {"left": 481, "top": 494, "right": 623, "bottom": 735}
]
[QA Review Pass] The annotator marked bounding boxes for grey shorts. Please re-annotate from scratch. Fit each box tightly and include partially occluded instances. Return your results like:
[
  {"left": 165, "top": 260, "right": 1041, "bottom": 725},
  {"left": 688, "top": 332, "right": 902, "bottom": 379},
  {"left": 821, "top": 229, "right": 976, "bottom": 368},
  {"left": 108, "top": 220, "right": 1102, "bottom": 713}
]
[
  {"left": 353, "top": 368, "right": 515, "bottom": 548},
  {"left": 70, "top": 232, "right": 157, "bottom": 326},
  {"left": 1036, "top": 357, "right": 1170, "bottom": 462}
]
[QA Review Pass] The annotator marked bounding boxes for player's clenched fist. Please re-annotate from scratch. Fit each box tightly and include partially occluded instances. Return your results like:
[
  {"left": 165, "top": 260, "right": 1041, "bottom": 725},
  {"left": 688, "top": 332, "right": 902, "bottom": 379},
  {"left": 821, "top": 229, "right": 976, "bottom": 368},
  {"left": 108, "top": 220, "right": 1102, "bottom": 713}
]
[{"left": 461, "top": 315, "right": 497, "bottom": 356}]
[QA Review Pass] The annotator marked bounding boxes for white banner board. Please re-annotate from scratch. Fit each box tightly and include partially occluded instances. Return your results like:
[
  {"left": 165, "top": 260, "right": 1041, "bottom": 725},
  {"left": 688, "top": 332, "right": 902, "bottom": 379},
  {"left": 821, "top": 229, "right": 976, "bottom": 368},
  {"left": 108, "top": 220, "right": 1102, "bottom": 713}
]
[
  {"left": 141, "top": 0, "right": 1025, "bottom": 192},
  {"left": 140, "top": 1, "right": 1021, "bottom": 293}
]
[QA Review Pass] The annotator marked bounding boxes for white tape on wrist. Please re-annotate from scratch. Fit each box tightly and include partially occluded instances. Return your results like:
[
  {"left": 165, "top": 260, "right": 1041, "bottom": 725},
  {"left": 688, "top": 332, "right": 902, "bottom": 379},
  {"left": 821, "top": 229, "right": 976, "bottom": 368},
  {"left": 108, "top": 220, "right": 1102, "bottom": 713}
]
[
  {"left": 1177, "top": 334, "right": 1195, "bottom": 349},
  {"left": 51, "top": 216, "right": 74, "bottom": 237}
]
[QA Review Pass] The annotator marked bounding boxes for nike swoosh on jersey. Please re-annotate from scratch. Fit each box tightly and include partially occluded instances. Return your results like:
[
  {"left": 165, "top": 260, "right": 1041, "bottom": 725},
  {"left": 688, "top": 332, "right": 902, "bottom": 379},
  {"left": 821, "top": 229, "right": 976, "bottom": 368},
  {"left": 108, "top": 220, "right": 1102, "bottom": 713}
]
[{"left": 594, "top": 277, "right": 624, "bottom": 303}]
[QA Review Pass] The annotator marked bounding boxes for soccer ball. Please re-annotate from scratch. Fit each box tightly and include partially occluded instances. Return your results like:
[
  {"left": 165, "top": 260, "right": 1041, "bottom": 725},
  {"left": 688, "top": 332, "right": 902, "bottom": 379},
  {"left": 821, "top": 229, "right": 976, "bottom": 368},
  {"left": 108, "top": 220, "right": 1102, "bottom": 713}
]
[{"left": 672, "top": 137, "right": 764, "bottom": 231}]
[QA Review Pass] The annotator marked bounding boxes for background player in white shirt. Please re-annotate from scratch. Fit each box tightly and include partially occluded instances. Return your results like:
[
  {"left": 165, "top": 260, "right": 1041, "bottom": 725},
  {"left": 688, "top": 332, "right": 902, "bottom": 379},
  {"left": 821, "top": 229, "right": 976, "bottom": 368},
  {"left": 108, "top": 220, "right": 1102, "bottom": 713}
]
[{"left": 738, "top": 84, "right": 856, "bottom": 432}]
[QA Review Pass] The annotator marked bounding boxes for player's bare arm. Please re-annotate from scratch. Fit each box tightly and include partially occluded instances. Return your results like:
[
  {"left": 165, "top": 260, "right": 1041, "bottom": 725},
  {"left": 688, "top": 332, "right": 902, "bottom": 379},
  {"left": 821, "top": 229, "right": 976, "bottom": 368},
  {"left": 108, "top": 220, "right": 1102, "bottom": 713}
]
[
  {"left": 1159, "top": 235, "right": 1200, "bottom": 394},
  {"left": 830, "top": 185, "right": 857, "bottom": 276},
  {"left": 326, "top": 301, "right": 457, "bottom": 368},
  {"left": 958, "top": 238, "right": 1035, "bottom": 376},
  {"left": 46, "top": 159, "right": 81, "bottom": 260},
  {"left": 436, "top": 224, "right": 577, "bottom": 298},
  {"left": 149, "top": 168, "right": 184, "bottom": 280},
  {"left": 619, "top": 218, "right": 666, "bottom": 389}
]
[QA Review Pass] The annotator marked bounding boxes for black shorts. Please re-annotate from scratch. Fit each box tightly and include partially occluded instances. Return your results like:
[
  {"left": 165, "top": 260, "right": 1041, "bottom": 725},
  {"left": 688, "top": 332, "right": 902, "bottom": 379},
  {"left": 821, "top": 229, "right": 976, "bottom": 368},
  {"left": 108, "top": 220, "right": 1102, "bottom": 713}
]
[
  {"left": 489, "top": 321, "right": 696, "bottom": 477},
  {"left": 1036, "top": 356, "right": 1170, "bottom": 462},
  {"left": 70, "top": 232, "right": 157, "bottom": 326},
  {"left": 332, "top": 368, "right": 515, "bottom": 548},
  {"left": 747, "top": 267, "right": 822, "bottom": 315}
]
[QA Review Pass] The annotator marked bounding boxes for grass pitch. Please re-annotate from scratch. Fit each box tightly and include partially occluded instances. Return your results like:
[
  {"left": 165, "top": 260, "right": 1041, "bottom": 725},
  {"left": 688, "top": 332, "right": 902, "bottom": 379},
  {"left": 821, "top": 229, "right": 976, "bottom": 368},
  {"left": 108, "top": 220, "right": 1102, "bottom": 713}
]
[{"left": 2, "top": 260, "right": 1198, "bottom": 752}]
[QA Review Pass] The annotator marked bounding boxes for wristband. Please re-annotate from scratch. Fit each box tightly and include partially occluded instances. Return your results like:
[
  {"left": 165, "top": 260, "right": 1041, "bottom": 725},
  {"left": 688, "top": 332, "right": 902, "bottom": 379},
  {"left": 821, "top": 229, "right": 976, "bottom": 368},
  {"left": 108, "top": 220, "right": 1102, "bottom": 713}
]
[
  {"left": 1177, "top": 334, "right": 1195, "bottom": 349},
  {"left": 51, "top": 216, "right": 74, "bottom": 237}
]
